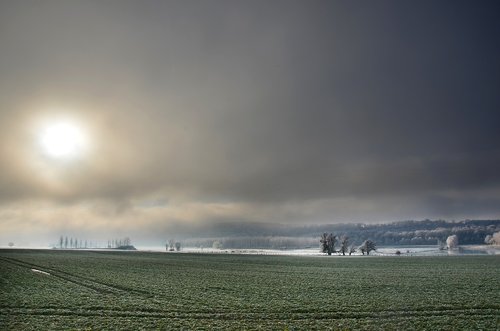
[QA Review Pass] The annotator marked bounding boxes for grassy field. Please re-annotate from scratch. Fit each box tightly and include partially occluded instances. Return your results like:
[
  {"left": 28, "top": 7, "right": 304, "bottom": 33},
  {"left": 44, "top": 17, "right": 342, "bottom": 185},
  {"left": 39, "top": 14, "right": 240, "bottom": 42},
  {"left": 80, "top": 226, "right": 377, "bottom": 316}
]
[{"left": 0, "top": 249, "right": 499, "bottom": 330}]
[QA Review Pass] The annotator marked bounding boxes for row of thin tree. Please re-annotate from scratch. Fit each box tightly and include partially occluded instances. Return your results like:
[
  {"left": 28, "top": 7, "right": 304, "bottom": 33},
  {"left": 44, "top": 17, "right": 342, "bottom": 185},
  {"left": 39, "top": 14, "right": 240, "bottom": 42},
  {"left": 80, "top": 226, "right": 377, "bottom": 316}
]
[{"left": 58, "top": 236, "right": 131, "bottom": 249}]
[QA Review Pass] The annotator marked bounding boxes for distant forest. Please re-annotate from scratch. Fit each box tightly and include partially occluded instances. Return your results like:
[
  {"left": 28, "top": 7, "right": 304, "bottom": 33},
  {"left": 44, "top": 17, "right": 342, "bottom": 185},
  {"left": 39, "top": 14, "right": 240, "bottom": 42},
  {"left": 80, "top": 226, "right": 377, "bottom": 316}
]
[{"left": 181, "top": 220, "right": 500, "bottom": 249}]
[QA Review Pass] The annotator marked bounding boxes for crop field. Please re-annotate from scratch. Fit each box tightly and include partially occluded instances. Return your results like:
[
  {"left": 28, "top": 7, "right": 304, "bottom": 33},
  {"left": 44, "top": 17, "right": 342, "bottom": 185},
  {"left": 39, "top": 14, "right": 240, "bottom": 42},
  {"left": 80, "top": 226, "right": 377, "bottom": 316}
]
[{"left": 0, "top": 250, "right": 499, "bottom": 330}]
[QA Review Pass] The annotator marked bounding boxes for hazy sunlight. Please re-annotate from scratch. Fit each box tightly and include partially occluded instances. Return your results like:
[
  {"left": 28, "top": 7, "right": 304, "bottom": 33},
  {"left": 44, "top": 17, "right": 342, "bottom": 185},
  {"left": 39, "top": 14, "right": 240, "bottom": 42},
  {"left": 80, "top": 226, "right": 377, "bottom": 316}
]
[{"left": 38, "top": 120, "right": 88, "bottom": 159}]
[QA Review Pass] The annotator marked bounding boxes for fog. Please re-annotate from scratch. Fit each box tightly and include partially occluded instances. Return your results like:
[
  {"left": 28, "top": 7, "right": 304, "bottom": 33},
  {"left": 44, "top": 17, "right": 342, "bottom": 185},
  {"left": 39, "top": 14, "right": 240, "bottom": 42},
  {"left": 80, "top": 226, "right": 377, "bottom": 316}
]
[{"left": 1, "top": 1, "right": 499, "bottom": 246}]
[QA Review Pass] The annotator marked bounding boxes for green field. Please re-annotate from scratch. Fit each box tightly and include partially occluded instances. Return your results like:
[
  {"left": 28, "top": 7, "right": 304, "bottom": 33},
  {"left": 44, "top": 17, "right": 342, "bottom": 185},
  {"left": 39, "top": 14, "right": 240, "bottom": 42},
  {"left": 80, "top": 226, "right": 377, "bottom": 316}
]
[{"left": 0, "top": 250, "right": 499, "bottom": 330}]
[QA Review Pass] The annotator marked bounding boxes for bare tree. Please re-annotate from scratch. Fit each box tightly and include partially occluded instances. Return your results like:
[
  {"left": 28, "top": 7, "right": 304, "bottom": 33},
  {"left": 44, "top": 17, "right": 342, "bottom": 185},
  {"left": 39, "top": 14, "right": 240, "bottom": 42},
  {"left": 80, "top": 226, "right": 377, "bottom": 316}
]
[
  {"left": 348, "top": 244, "right": 356, "bottom": 256},
  {"left": 339, "top": 235, "right": 349, "bottom": 256},
  {"left": 175, "top": 242, "right": 181, "bottom": 251},
  {"left": 64, "top": 236, "right": 68, "bottom": 249},
  {"left": 360, "top": 240, "right": 376, "bottom": 255},
  {"left": 320, "top": 233, "right": 336, "bottom": 255},
  {"left": 59, "top": 236, "right": 63, "bottom": 249},
  {"left": 168, "top": 239, "right": 175, "bottom": 251},
  {"left": 123, "top": 237, "right": 131, "bottom": 246},
  {"left": 320, "top": 233, "right": 328, "bottom": 254}
]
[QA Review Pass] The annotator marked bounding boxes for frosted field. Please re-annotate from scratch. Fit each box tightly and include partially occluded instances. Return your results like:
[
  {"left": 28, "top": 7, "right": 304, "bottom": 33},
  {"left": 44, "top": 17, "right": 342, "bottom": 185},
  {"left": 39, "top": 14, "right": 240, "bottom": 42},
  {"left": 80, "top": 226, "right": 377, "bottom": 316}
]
[
  {"left": 139, "top": 245, "right": 500, "bottom": 256},
  {"left": 1, "top": 249, "right": 499, "bottom": 330}
]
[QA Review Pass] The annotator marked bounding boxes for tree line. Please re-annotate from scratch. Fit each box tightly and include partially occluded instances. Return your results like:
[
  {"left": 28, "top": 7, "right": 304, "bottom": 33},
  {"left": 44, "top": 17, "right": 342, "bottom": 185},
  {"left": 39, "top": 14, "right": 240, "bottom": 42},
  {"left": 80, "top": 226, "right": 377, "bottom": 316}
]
[
  {"left": 320, "top": 233, "right": 376, "bottom": 255},
  {"left": 183, "top": 236, "right": 318, "bottom": 250},
  {"left": 173, "top": 220, "right": 499, "bottom": 248},
  {"left": 57, "top": 236, "right": 132, "bottom": 249},
  {"left": 298, "top": 220, "right": 500, "bottom": 245}
]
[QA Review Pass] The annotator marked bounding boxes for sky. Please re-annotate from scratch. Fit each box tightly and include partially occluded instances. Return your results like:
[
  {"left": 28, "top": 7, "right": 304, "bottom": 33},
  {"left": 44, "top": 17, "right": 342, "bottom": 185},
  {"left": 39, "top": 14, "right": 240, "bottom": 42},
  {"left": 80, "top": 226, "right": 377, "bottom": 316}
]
[{"left": 1, "top": 0, "right": 500, "bottom": 246}]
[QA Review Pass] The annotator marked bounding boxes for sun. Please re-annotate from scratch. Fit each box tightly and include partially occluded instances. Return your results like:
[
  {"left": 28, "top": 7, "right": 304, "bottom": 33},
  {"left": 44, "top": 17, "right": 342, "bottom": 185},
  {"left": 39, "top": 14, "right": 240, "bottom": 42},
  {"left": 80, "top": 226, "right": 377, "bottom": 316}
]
[{"left": 39, "top": 121, "right": 87, "bottom": 159}]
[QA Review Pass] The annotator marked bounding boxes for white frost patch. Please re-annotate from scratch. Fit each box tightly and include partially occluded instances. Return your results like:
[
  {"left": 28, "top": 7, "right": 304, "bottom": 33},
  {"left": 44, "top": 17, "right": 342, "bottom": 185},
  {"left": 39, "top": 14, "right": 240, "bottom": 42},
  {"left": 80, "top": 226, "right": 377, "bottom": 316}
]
[{"left": 31, "top": 269, "right": 50, "bottom": 276}]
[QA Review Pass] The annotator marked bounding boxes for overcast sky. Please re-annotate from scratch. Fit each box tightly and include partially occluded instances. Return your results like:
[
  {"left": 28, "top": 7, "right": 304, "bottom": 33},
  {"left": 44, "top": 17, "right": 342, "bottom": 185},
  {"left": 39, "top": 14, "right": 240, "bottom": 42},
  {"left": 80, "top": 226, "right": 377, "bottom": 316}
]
[{"left": 1, "top": 0, "right": 499, "bottom": 246}]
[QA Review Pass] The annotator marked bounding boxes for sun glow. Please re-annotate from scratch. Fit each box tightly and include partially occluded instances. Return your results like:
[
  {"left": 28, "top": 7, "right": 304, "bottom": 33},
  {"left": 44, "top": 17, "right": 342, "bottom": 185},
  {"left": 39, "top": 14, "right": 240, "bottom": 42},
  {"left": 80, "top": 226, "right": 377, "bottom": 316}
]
[{"left": 39, "top": 121, "right": 88, "bottom": 159}]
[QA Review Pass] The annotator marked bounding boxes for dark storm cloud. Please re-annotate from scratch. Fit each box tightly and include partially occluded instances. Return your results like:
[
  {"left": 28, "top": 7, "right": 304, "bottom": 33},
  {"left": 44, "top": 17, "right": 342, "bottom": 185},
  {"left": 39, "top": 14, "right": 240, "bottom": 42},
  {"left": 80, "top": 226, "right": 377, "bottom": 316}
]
[{"left": 0, "top": 0, "right": 500, "bottom": 244}]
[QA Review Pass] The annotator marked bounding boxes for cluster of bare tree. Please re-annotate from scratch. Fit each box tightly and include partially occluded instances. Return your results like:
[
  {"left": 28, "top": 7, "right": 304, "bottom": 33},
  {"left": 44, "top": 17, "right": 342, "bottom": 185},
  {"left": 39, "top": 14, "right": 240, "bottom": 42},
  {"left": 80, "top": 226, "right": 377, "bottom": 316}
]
[
  {"left": 320, "top": 233, "right": 376, "bottom": 256},
  {"left": 484, "top": 232, "right": 500, "bottom": 245},
  {"left": 59, "top": 236, "right": 87, "bottom": 249},
  {"left": 166, "top": 239, "right": 181, "bottom": 251},
  {"left": 110, "top": 237, "right": 132, "bottom": 248}
]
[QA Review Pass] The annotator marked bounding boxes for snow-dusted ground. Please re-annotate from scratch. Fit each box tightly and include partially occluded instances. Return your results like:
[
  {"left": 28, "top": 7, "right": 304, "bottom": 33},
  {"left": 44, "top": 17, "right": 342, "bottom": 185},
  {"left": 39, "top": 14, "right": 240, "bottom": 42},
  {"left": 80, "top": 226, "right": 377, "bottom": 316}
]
[
  {"left": 3, "top": 245, "right": 498, "bottom": 256},
  {"left": 374, "top": 245, "right": 499, "bottom": 256},
  {"left": 139, "top": 247, "right": 324, "bottom": 256},
  {"left": 137, "top": 245, "right": 500, "bottom": 256}
]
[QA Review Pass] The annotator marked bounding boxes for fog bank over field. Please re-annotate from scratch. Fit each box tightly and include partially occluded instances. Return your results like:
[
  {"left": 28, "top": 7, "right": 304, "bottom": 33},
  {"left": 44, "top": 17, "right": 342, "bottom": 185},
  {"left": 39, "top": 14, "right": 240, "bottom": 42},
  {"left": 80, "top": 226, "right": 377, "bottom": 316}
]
[
  {"left": 1, "top": 1, "right": 500, "bottom": 245},
  {"left": 3, "top": 219, "right": 499, "bottom": 249},
  {"left": 156, "top": 219, "right": 500, "bottom": 249}
]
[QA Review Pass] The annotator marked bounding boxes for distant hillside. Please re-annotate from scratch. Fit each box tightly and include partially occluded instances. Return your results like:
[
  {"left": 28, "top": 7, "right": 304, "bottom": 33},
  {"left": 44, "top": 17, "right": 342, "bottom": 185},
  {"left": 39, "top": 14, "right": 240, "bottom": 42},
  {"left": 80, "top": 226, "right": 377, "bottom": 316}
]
[{"left": 179, "top": 220, "right": 500, "bottom": 249}]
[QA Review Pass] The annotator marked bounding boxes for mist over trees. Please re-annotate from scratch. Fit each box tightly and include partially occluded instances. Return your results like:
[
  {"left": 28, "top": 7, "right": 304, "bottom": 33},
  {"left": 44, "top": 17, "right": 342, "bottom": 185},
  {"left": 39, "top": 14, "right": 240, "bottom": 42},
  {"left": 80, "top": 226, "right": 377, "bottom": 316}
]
[
  {"left": 186, "top": 236, "right": 318, "bottom": 250},
  {"left": 166, "top": 239, "right": 182, "bottom": 251},
  {"left": 446, "top": 235, "right": 459, "bottom": 250},
  {"left": 304, "top": 220, "right": 499, "bottom": 246},
  {"left": 177, "top": 220, "right": 499, "bottom": 249},
  {"left": 52, "top": 220, "right": 500, "bottom": 250},
  {"left": 213, "top": 236, "right": 317, "bottom": 250},
  {"left": 485, "top": 232, "right": 500, "bottom": 245}
]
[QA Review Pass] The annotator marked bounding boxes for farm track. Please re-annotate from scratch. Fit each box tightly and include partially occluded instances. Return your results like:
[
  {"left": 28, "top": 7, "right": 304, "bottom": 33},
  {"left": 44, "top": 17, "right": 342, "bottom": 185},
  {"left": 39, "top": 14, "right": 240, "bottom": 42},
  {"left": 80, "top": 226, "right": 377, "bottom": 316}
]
[{"left": 0, "top": 256, "right": 151, "bottom": 297}]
